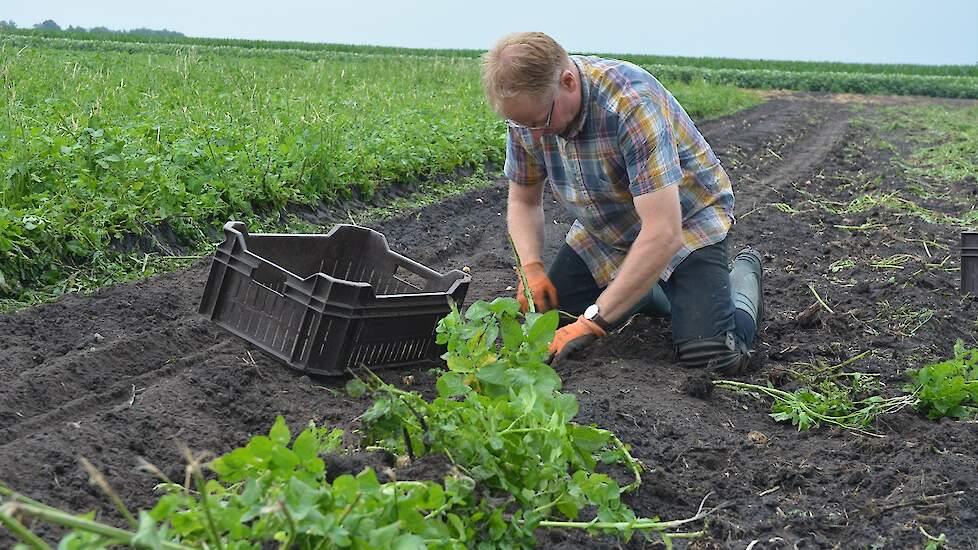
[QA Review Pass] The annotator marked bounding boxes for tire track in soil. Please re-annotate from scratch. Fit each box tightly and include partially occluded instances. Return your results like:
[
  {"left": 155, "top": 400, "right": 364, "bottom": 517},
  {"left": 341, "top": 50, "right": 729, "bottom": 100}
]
[
  {"left": 753, "top": 109, "right": 851, "bottom": 191},
  {"left": 0, "top": 335, "right": 233, "bottom": 444},
  {"left": 0, "top": 317, "right": 218, "bottom": 435}
]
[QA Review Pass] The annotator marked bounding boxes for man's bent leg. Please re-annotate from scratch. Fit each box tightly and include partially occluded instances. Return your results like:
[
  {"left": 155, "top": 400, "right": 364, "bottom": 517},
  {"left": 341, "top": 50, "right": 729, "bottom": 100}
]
[
  {"left": 548, "top": 244, "right": 671, "bottom": 325},
  {"left": 547, "top": 244, "right": 602, "bottom": 319},
  {"left": 663, "top": 239, "right": 762, "bottom": 374}
]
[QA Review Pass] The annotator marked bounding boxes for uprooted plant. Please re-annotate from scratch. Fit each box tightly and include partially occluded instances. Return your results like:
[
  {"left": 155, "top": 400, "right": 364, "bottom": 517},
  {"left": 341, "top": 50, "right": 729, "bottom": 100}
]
[
  {"left": 716, "top": 341, "right": 978, "bottom": 434},
  {"left": 714, "top": 351, "right": 916, "bottom": 436},
  {"left": 714, "top": 377, "right": 917, "bottom": 437},
  {"left": 348, "top": 296, "right": 712, "bottom": 547}
]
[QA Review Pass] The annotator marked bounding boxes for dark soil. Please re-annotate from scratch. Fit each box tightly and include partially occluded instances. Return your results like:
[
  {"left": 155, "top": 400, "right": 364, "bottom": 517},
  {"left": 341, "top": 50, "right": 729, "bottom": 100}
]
[{"left": 3, "top": 92, "right": 977, "bottom": 549}]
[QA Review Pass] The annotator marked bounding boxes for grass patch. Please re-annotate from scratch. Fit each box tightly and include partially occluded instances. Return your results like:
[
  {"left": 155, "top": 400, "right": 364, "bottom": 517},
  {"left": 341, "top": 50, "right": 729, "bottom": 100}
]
[
  {"left": 879, "top": 105, "right": 978, "bottom": 184},
  {"left": 665, "top": 78, "right": 763, "bottom": 119}
]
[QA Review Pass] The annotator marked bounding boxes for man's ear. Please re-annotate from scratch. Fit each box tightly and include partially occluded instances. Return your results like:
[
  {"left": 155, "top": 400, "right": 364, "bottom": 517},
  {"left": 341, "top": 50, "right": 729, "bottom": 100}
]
[{"left": 559, "top": 67, "right": 576, "bottom": 92}]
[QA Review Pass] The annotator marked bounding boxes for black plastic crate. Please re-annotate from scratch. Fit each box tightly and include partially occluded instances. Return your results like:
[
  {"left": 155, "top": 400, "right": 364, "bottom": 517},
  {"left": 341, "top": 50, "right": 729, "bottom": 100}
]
[
  {"left": 199, "top": 221, "right": 470, "bottom": 376},
  {"left": 963, "top": 231, "right": 978, "bottom": 294}
]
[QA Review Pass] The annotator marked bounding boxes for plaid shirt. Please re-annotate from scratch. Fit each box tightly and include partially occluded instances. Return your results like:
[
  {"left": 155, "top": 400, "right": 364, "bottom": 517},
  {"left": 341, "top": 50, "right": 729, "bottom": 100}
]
[{"left": 504, "top": 55, "right": 735, "bottom": 287}]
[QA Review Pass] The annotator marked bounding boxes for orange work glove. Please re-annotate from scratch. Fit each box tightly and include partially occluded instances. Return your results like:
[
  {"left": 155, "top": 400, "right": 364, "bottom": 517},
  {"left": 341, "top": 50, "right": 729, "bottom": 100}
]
[
  {"left": 515, "top": 261, "right": 559, "bottom": 313},
  {"left": 548, "top": 316, "right": 606, "bottom": 364}
]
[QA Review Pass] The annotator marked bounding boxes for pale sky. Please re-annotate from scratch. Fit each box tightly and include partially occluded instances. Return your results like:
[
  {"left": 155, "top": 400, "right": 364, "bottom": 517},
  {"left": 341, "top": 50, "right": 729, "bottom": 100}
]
[{"left": 5, "top": 0, "right": 978, "bottom": 65}]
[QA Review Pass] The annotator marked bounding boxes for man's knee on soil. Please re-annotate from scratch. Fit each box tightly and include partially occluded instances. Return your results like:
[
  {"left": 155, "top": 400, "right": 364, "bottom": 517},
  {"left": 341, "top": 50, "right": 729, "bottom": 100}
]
[
  {"left": 675, "top": 332, "right": 754, "bottom": 375},
  {"left": 676, "top": 246, "right": 762, "bottom": 374}
]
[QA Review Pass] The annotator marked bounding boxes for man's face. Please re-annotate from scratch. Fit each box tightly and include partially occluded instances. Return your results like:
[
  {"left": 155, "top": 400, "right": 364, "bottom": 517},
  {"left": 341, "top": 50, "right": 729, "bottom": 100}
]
[
  {"left": 499, "top": 69, "right": 578, "bottom": 140},
  {"left": 500, "top": 93, "right": 557, "bottom": 139}
]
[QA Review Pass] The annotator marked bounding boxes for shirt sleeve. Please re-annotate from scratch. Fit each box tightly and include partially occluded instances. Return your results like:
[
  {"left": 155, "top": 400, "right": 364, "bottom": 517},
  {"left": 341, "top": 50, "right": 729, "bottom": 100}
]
[
  {"left": 503, "top": 128, "right": 547, "bottom": 186},
  {"left": 617, "top": 102, "right": 684, "bottom": 196}
]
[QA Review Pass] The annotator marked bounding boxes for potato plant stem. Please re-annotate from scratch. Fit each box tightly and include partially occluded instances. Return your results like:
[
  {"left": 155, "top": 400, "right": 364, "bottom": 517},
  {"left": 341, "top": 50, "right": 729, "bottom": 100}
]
[
  {"left": 0, "top": 482, "right": 76, "bottom": 518},
  {"left": 536, "top": 516, "right": 705, "bottom": 531},
  {"left": 193, "top": 471, "right": 224, "bottom": 550},
  {"left": 807, "top": 283, "right": 835, "bottom": 314},
  {"left": 280, "top": 500, "right": 298, "bottom": 550},
  {"left": 183, "top": 448, "right": 224, "bottom": 550},
  {"left": 608, "top": 433, "right": 643, "bottom": 493},
  {"left": 1, "top": 500, "right": 197, "bottom": 550},
  {"left": 79, "top": 456, "right": 138, "bottom": 528},
  {"left": 0, "top": 503, "right": 53, "bottom": 550},
  {"left": 826, "top": 350, "right": 872, "bottom": 371},
  {"left": 423, "top": 501, "right": 454, "bottom": 520},
  {"left": 508, "top": 234, "right": 535, "bottom": 313},
  {"left": 536, "top": 520, "right": 707, "bottom": 544}
]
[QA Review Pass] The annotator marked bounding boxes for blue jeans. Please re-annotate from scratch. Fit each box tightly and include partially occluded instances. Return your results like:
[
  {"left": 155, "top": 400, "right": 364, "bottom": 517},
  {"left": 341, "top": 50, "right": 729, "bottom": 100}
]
[{"left": 547, "top": 238, "right": 755, "bottom": 348}]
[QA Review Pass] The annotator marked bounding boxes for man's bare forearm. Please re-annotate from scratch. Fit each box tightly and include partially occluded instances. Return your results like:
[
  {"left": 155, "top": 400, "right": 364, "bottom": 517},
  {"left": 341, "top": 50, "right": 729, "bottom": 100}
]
[
  {"left": 596, "top": 228, "right": 682, "bottom": 323},
  {"left": 507, "top": 195, "right": 546, "bottom": 266}
]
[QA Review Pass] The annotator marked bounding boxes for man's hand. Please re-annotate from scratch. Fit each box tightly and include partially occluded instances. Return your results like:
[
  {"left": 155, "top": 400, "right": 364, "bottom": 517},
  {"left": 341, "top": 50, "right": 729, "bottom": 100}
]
[
  {"left": 549, "top": 316, "right": 606, "bottom": 364},
  {"left": 516, "top": 261, "right": 559, "bottom": 313}
]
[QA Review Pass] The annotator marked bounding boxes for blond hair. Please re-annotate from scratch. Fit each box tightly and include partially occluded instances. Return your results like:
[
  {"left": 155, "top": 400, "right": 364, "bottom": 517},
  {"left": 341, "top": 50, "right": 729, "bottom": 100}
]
[{"left": 481, "top": 32, "right": 568, "bottom": 114}]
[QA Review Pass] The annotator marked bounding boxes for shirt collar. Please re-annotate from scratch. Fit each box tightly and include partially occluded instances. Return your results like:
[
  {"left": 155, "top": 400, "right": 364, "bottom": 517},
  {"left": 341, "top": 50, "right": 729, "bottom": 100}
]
[{"left": 560, "top": 56, "right": 590, "bottom": 140}]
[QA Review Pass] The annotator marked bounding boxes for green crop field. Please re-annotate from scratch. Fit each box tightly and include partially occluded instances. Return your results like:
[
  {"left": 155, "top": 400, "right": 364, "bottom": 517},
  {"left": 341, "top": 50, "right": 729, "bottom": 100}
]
[{"left": 0, "top": 32, "right": 760, "bottom": 309}]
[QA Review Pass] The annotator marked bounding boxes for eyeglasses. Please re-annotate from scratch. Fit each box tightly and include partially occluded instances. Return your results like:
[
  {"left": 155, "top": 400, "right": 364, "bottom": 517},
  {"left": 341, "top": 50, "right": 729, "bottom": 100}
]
[{"left": 505, "top": 97, "right": 555, "bottom": 131}]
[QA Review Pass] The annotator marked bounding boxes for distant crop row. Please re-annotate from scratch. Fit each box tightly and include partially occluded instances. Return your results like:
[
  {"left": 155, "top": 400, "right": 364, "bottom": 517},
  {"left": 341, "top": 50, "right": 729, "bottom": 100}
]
[
  {"left": 7, "top": 28, "right": 978, "bottom": 78},
  {"left": 617, "top": 53, "right": 978, "bottom": 78},
  {"left": 3, "top": 29, "right": 480, "bottom": 61},
  {"left": 0, "top": 34, "right": 757, "bottom": 301},
  {"left": 645, "top": 64, "right": 978, "bottom": 99}
]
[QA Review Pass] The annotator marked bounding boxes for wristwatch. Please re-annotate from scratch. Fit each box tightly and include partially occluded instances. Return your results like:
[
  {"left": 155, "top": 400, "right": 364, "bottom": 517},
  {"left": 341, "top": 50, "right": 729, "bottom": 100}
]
[{"left": 583, "top": 303, "right": 611, "bottom": 331}]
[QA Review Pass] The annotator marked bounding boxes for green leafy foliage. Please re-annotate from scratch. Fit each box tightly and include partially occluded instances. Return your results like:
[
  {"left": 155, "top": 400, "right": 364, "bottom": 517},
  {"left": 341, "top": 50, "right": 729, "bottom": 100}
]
[
  {"left": 720, "top": 342, "right": 978, "bottom": 431},
  {"left": 181, "top": 419, "right": 467, "bottom": 549},
  {"left": 924, "top": 531, "right": 948, "bottom": 550},
  {"left": 905, "top": 340, "right": 978, "bottom": 420},
  {"left": 16, "top": 418, "right": 468, "bottom": 549},
  {"left": 0, "top": 35, "right": 504, "bottom": 301},
  {"left": 881, "top": 105, "right": 978, "bottom": 185},
  {"left": 769, "top": 380, "right": 892, "bottom": 432},
  {"left": 355, "top": 298, "right": 662, "bottom": 547}
]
